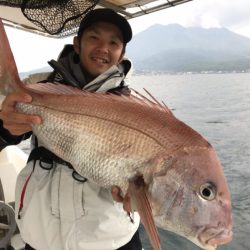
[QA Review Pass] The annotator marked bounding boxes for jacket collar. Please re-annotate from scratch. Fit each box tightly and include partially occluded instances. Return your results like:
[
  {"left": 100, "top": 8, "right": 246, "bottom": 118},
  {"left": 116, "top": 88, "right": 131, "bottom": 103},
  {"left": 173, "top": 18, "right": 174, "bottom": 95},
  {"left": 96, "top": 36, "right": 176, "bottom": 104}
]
[{"left": 49, "top": 44, "right": 133, "bottom": 92}]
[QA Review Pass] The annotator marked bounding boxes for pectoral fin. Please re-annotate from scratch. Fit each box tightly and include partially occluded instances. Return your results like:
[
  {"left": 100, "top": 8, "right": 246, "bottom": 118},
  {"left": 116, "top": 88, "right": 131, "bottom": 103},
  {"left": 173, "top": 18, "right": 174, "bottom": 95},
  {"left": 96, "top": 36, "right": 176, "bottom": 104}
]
[{"left": 127, "top": 175, "right": 162, "bottom": 250}]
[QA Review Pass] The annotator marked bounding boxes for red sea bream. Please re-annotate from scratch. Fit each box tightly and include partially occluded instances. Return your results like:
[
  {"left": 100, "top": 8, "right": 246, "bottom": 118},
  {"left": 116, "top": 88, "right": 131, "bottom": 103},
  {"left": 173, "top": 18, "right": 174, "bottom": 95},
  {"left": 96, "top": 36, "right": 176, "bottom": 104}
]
[{"left": 0, "top": 19, "right": 232, "bottom": 250}]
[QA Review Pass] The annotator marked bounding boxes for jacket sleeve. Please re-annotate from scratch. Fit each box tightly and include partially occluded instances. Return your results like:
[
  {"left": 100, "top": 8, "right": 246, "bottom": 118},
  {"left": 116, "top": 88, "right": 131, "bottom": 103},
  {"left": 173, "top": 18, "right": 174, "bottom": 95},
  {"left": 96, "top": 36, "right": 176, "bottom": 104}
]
[{"left": 0, "top": 118, "right": 32, "bottom": 151}]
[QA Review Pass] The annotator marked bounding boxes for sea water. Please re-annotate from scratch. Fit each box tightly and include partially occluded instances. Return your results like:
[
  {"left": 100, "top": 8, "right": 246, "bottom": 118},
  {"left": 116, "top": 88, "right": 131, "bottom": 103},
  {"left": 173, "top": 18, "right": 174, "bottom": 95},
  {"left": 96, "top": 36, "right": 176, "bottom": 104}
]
[
  {"left": 18, "top": 72, "right": 250, "bottom": 250},
  {"left": 130, "top": 73, "right": 250, "bottom": 250}
]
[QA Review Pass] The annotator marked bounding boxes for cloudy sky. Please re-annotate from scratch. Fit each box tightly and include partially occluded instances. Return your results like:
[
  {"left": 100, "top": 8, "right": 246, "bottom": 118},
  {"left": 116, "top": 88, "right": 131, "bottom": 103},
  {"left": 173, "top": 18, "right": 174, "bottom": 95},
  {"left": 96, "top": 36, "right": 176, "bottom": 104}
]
[
  {"left": 130, "top": 0, "right": 250, "bottom": 36},
  {"left": 4, "top": 0, "right": 250, "bottom": 72}
]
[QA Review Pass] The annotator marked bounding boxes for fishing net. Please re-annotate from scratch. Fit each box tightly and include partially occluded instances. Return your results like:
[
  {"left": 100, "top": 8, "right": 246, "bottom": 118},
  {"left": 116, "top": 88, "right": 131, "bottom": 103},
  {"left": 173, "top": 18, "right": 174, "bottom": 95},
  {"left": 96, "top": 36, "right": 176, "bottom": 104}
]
[{"left": 0, "top": 0, "right": 99, "bottom": 36}]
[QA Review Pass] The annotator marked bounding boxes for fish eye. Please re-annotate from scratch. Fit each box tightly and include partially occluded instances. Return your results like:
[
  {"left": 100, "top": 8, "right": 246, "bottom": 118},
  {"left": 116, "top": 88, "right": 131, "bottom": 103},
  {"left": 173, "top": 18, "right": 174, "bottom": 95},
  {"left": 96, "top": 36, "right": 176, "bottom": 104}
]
[{"left": 199, "top": 182, "right": 216, "bottom": 201}]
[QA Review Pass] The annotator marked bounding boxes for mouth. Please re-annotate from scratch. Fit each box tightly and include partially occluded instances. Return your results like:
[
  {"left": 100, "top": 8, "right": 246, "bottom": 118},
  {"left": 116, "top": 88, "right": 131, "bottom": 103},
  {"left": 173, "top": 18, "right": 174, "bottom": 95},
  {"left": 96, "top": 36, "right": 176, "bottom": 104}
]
[
  {"left": 91, "top": 56, "right": 109, "bottom": 64},
  {"left": 207, "top": 228, "right": 233, "bottom": 247},
  {"left": 198, "top": 226, "right": 233, "bottom": 249}
]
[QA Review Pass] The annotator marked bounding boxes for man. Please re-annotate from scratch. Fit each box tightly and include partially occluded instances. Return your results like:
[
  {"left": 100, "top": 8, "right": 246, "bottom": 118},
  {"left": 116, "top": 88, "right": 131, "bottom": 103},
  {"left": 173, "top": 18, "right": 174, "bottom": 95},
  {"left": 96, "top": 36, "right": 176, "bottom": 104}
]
[{"left": 0, "top": 8, "right": 142, "bottom": 250}]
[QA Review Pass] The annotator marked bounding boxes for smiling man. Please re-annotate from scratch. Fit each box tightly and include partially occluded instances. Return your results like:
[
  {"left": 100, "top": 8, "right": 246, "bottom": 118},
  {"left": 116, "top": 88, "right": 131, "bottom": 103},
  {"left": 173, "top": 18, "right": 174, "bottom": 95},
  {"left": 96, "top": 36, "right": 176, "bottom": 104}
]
[
  {"left": 0, "top": 8, "right": 142, "bottom": 250},
  {"left": 75, "top": 22, "right": 124, "bottom": 78}
]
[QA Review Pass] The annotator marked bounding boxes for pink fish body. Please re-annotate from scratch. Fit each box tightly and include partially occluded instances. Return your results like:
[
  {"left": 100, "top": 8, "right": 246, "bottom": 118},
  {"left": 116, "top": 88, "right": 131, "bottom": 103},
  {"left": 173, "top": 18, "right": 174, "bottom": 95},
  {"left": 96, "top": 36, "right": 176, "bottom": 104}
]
[{"left": 0, "top": 19, "right": 232, "bottom": 250}]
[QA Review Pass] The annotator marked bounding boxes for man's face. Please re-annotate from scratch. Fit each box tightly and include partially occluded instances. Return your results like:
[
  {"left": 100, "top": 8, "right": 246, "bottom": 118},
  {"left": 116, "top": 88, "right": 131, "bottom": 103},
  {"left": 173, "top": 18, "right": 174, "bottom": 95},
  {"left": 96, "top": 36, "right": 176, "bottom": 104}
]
[{"left": 74, "top": 22, "right": 124, "bottom": 77}]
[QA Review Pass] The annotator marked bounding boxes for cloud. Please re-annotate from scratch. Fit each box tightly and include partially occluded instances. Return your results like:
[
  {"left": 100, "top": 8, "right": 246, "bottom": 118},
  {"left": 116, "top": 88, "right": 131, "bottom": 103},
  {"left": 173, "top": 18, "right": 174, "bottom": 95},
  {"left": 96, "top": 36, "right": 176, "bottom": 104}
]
[
  {"left": 4, "top": 0, "right": 250, "bottom": 72},
  {"left": 130, "top": 0, "right": 250, "bottom": 37},
  {"left": 195, "top": 0, "right": 250, "bottom": 28}
]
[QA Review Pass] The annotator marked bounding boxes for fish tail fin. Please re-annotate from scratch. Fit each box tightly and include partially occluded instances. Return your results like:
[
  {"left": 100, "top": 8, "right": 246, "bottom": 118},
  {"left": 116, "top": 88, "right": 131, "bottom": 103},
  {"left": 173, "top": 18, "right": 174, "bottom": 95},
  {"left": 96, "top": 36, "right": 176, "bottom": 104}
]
[{"left": 0, "top": 18, "right": 23, "bottom": 96}]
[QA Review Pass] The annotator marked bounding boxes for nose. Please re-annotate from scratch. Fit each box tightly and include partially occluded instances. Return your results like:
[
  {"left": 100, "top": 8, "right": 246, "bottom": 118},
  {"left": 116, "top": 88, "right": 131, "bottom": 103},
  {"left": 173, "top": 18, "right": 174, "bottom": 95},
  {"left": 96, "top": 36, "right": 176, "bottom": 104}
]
[{"left": 96, "top": 40, "right": 109, "bottom": 53}]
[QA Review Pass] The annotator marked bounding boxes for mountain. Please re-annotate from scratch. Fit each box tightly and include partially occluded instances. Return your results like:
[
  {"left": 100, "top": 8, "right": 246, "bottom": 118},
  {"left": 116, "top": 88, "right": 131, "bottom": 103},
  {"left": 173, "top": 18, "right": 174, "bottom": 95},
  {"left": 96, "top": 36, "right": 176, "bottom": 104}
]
[
  {"left": 126, "top": 24, "right": 250, "bottom": 73},
  {"left": 19, "top": 66, "right": 52, "bottom": 79}
]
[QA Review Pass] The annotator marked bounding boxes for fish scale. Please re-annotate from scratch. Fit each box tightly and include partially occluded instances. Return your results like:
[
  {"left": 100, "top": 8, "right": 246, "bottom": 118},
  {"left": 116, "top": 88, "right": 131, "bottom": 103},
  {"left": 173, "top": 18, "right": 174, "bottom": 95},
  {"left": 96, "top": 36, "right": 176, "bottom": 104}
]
[{"left": 18, "top": 101, "right": 165, "bottom": 191}]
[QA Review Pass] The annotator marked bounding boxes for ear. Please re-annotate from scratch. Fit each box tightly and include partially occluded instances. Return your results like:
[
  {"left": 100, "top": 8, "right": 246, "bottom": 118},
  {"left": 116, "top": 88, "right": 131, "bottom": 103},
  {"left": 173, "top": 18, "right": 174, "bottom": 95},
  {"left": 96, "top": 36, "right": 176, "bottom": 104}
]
[
  {"left": 73, "top": 36, "right": 80, "bottom": 54},
  {"left": 118, "top": 53, "right": 124, "bottom": 63}
]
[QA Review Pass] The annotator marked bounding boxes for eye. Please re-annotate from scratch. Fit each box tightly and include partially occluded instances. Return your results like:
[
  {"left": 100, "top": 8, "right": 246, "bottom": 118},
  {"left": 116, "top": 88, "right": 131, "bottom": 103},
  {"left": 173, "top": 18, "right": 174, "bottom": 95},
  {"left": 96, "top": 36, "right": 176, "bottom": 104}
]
[
  {"left": 199, "top": 182, "right": 216, "bottom": 201},
  {"left": 90, "top": 35, "right": 98, "bottom": 40},
  {"left": 109, "top": 40, "right": 119, "bottom": 46}
]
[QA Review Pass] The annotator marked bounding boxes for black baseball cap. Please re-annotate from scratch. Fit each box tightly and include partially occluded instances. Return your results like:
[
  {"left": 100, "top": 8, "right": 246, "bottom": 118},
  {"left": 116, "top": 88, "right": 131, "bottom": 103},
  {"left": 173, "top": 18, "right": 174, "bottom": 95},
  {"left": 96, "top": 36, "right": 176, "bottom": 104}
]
[{"left": 77, "top": 8, "right": 132, "bottom": 43}]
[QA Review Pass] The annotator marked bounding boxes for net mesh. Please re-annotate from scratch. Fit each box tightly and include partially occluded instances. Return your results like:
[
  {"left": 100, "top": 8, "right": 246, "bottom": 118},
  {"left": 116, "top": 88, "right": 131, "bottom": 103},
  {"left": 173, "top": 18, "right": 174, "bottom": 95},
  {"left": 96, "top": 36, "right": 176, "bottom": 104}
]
[{"left": 0, "top": 0, "right": 99, "bottom": 37}]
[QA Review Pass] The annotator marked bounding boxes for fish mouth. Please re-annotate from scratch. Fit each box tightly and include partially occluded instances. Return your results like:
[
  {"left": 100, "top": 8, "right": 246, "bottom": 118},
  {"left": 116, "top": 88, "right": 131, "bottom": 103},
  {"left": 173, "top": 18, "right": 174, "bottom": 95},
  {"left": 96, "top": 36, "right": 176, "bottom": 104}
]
[
  {"left": 207, "top": 228, "right": 233, "bottom": 247},
  {"left": 198, "top": 226, "right": 233, "bottom": 249}
]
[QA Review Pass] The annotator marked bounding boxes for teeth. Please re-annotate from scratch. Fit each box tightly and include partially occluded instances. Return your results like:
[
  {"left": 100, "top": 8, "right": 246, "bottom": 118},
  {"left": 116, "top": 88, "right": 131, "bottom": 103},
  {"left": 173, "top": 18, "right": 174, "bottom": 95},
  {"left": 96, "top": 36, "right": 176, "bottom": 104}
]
[{"left": 93, "top": 57, "right": 108, "bottom": 64}]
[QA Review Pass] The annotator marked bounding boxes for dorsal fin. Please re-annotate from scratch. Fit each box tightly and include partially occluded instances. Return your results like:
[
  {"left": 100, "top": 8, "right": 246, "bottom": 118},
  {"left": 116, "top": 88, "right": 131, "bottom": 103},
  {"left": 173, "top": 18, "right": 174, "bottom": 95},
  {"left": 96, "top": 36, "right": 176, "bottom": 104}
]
[
  {"left": 27, "top": 82, "right": 174, "bottom": 118},
  {"left": 131, "top": 88, "right": 172, "bottom": 114},
  {"left": 26, "top": 82, "right": 85, "bottom": 95}
]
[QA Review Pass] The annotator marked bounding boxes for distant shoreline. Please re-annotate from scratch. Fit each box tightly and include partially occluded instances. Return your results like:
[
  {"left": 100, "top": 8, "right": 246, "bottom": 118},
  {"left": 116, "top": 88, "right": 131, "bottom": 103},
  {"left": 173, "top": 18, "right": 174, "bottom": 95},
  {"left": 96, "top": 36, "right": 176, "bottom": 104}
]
[
  {"left": 19, "top": 68, "right": 250, "bottom": 79},
  {"left": 133, "top": 69, "right": 250, "bottom": 76}
]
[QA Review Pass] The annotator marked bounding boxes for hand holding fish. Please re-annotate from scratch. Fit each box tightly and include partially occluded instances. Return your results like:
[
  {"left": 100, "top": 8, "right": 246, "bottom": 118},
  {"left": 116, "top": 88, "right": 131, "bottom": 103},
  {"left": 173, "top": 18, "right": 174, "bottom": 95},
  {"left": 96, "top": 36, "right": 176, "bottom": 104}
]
[
  {"left": 111, "top": 186, "right": 132, "bottom": 212},
  {"left": 0, "top": 92, "right": 41, "bottom": 135}
]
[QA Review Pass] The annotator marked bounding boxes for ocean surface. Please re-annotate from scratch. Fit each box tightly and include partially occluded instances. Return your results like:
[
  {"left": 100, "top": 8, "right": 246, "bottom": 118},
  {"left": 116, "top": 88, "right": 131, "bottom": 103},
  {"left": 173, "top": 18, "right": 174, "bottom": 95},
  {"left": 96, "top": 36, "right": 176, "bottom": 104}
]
[
  {"left": 129, "top": 73, "right": 250, "bottom": 250},
  {"left": 19, "top": 72, "right": 250, "bottom": 250}
]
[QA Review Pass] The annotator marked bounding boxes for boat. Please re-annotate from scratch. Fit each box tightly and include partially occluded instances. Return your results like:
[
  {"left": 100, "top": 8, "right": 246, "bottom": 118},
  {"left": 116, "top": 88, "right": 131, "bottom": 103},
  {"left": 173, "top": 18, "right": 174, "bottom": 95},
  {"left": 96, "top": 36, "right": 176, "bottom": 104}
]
[
  {"left": 0, "top": 0, "right": 192, "bottom": 37},
  {"left": 0, "top": 1, "right": 192, "bottom": 249}
]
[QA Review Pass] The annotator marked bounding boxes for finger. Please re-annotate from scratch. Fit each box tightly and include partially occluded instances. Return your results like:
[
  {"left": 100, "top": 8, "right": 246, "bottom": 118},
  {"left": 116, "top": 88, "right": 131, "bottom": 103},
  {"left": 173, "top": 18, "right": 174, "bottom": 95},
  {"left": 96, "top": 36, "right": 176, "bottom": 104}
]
[
  {"left": 3, "top": 111, "right": 41, "bottom": 125},
  {"left": 123, "top": 195, "right": 132, "bottom": 212},
  {"left": 2, "top": 92, "right": 32, "bottom": 111},
  {"left": 3, "top": 123, "right": 33, "bottom": 136},
  {"left": 2, "top": 113, "right": 41, "bottom": 135},
  {"left": 111, "top": 186, "right": 123, "bottom": 202}
]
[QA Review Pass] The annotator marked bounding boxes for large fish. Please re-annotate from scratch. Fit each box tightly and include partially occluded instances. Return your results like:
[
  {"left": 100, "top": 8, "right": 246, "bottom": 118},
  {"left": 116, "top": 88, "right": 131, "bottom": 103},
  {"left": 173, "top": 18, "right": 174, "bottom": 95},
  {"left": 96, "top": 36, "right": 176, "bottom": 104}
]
[{"left": 0, "top": 19, "right": 232, "bottom": 250}]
